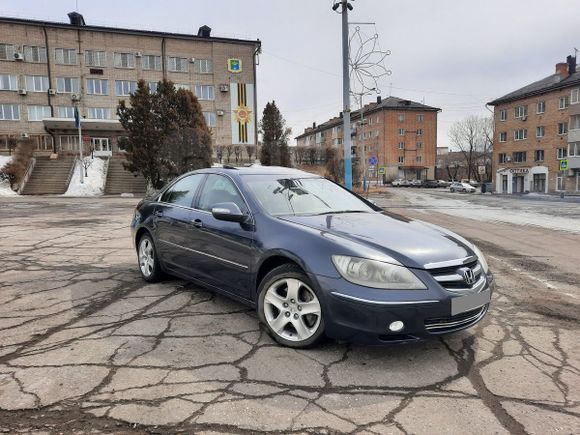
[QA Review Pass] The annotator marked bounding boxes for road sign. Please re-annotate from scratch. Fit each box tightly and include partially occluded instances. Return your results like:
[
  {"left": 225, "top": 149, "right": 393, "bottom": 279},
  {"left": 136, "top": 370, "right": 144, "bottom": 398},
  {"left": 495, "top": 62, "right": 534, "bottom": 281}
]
[
  {"left": 378, "top": 166, "right": 385, "bottom": 175},
  {"left": 559, "top": 159, "right": 569, "bottom": 171},
  {"left": 478, "top": 165, "right": 486, "bottom": 175},
  {"left": 369, "top": 156, "right": 378, "bottom": 166}
]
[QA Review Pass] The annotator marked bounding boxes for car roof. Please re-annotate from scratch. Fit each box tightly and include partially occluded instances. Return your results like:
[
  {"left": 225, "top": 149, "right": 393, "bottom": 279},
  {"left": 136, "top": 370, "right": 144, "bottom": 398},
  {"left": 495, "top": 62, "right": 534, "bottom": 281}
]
[{"left": 193, "top": 166, "right": 321, "bottom": 177}]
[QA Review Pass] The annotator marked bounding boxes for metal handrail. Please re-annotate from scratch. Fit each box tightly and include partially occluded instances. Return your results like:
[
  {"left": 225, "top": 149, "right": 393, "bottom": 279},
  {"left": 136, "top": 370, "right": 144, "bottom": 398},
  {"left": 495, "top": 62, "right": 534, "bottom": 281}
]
[
  {"left": 17, "top": 157, "right": 36, "bottom": 194},
  {"left": 101, "top": 157, "right": 110, "bottom": 194},
  {"left": 64, "top": 157, "right": 77, "bottom": 191}
]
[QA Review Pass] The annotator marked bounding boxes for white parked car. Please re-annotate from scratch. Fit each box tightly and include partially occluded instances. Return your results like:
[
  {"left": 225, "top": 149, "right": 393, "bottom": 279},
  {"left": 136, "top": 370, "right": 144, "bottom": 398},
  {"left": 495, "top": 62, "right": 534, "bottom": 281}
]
[
  {"left": 391, "top": 179, "right": 410, "bottom": 187},
  {"left": 450, "top": 182, "right": 476, "bottom": 193}
]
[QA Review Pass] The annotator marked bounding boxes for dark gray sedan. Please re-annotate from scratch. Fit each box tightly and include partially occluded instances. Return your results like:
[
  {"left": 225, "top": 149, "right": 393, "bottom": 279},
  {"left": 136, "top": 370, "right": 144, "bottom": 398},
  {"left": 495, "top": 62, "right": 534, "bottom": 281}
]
[{"left": 131, "top": 166, "right": 493, "bottom": 348}]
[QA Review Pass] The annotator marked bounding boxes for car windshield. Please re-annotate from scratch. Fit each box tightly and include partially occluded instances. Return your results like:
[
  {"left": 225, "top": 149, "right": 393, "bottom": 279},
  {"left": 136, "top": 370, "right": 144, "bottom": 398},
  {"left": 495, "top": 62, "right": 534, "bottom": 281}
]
[{"left": 242, "top": 175, "right": 375, "bottom": 216}]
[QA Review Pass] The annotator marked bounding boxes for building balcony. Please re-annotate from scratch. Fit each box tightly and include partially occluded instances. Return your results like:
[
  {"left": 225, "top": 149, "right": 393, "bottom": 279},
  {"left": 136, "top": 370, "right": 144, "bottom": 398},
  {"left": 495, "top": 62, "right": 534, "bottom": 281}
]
[
  {"left": 569, "top": 103, "right": 580, "bottom": 116},
  {"left": 569, "top": 156, "right": 580, "bottom": 169},
  {"left": 568, "top": 129, "right": 580, "bottom": 143}
]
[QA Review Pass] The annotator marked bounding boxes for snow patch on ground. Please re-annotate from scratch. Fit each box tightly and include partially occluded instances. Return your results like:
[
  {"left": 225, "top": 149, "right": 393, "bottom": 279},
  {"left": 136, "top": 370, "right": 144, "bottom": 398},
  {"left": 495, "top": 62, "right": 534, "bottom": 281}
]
[
  {"left": 63, "top": 157, "right": 107, "bottom": 196},
  {"left": 398, "top": 190, "right": 580, "bottom": 235},
  {"left": 0, "top": 155, "right": 16, "bottom": 196}
]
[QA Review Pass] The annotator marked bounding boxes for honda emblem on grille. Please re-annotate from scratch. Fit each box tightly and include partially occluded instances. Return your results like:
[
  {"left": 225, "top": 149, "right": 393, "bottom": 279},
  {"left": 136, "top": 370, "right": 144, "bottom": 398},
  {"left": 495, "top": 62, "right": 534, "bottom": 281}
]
[{"left": 460, "top": 267, "right": 476, "bottom": 285}]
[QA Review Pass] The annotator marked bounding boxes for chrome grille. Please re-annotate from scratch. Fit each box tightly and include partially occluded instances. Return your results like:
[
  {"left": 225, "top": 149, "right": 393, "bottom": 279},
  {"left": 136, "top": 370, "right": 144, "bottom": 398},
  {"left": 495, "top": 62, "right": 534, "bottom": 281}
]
[
  {"left": 425, "top": 305, "right": 488, "bottom": 333},
  {"left": 428, "top": 259, "right": 484, "bottom": 293}
]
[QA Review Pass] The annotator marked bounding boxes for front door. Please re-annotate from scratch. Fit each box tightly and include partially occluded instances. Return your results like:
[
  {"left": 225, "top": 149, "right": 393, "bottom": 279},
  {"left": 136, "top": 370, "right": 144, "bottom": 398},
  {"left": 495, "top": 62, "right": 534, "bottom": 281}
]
[
  {"left": 91, "top": 137, "right": 112, "bottom": 157},
  {"left": 190, "top": 174, "right": 254, "bottom": 298}
]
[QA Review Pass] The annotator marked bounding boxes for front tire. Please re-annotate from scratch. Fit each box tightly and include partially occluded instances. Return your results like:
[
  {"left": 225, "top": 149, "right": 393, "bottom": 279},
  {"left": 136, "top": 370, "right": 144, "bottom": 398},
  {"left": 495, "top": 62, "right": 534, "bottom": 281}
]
[
  {"left": 258, "top": 264, "right": 325, "bottom": 348},
  {"left": 137, "top": 234, "right": 164, "bottom": 283}
]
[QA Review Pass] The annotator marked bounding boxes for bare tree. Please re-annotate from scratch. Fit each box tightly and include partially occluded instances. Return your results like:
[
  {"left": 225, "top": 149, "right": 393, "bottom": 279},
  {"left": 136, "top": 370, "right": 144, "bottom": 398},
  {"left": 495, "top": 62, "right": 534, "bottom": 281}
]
[
  {"left": 234, "top": 145, "right": 242, "bottom": 164},
  {"left": 225, "top": 144, "right": 234, "bottom": 163},
  {"left": 294, "top": 146, "right": 307, "bottom": 166},
  {"left": 448, "top": 115, "right": 491, "bottom": 182},
  {"left": 245, "top": 145, "right": 256, "bottom": 163}
]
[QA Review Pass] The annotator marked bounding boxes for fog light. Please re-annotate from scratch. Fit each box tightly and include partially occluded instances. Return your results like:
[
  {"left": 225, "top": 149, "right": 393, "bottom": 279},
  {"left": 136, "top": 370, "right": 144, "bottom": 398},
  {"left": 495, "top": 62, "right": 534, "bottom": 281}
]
[{"left": 389, "top": 321, "right": 404, "bottom": 332}]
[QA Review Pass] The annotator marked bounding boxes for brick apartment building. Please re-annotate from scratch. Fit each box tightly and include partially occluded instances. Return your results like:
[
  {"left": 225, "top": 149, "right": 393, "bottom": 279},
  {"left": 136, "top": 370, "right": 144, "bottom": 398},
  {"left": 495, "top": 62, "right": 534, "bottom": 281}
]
[
  {"left": 0, "top": 12, "right": 260, "bottom": 158},
  {"left": 488, "top": 55, "right": 580, "bottom": 194},
  {"left": 295, "top": 96, "right": 440, "bottom": 181}
]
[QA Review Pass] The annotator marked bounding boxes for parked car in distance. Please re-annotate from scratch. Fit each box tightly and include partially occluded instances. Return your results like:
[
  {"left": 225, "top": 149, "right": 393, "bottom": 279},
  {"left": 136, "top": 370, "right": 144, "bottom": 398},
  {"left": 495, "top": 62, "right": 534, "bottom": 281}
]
[
  {"left": 410, "top": 179, "right": 423, "bottom": 187},
  {"left": 423, "top": 180, "right": 439, "bottom": 188},
  {"left": 437, "top": 180, "right": 450, "bottom": 188},
  {"left": 391, "top": 179, "right": 410, "bottom": 187},
  {"left": 450, "top": 182, "right": 477, "bottom": 193},
  {"left": 461, "top": 179, "right": 480, "bottom": 187},
  {"left": 131, "top": 167, "right": 493, "bottom": 348}
]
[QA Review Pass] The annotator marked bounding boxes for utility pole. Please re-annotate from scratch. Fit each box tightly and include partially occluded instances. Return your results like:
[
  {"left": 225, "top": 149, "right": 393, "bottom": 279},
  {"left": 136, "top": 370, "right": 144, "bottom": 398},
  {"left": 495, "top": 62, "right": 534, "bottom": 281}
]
[{"left": 334, "top": 0, "right": 353, "bottom": 190}]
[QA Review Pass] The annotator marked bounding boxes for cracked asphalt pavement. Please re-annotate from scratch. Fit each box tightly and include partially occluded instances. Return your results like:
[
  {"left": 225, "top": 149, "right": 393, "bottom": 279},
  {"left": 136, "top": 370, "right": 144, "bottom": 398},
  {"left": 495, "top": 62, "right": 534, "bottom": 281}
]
[{"left": 0, "top": 194, "right": 579, "bottom": 434}]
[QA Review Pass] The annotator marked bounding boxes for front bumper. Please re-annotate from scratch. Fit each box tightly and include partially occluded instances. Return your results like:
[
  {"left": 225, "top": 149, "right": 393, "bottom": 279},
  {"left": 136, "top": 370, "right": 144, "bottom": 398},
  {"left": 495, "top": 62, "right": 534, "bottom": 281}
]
[{"left": 314, "top": 272, "right": 494, "bottom": 345}]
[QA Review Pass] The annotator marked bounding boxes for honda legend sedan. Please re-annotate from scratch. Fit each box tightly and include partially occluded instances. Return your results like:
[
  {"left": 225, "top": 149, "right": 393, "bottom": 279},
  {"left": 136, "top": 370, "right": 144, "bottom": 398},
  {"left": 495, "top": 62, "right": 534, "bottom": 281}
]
[{"left": 131, "top": 166, "right": 493, "bottom": 348}]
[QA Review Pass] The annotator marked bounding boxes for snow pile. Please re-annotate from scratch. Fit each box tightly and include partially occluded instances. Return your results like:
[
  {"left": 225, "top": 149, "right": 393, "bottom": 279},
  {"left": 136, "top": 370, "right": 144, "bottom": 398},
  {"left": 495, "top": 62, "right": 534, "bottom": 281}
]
[
  {"left": 0, "top": 155, "right": 16, "bottom": 196},
  {"left": 63, "top": 157, "right": 107, "bottom": 196}
]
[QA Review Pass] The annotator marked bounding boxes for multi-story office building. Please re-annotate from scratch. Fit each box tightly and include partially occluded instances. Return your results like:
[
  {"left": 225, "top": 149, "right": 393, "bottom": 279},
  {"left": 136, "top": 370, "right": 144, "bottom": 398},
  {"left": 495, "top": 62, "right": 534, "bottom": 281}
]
[
  {"left": 0, "top": 12, "right": 260, "bottom": 157},
  {"left": 488, "top": 55, "right": 580, "bottom": 194},
  {"left": 295, "top": 96, "right": 440, "bottom": 181}
]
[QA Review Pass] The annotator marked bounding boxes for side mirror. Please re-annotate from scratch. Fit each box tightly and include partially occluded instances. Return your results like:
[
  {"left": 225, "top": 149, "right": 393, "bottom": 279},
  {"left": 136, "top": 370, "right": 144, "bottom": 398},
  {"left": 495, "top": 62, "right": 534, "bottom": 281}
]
[{"left": 211, "top": 202, "right": 245, "bottom": 223}]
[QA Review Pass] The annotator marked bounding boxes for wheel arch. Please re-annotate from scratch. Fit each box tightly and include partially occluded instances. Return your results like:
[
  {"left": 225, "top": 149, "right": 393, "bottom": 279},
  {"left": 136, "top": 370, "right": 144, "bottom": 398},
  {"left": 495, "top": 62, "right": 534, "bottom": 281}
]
[
  {"left": 254, "top": 252, "right": 309, "bottom": 298},
  {"left": 135, "top": 226, "right": 151, "bottom": 250}
]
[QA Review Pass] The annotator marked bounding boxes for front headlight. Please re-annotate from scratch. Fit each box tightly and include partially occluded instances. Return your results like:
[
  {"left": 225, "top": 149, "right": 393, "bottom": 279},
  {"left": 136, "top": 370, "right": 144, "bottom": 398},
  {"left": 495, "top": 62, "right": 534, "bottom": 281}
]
[
  {"left": 472, "top": 244, "right": 489, "bottom": 274},
  {"left": 332, "top": 255, "right": 427, "bottom": 290}
]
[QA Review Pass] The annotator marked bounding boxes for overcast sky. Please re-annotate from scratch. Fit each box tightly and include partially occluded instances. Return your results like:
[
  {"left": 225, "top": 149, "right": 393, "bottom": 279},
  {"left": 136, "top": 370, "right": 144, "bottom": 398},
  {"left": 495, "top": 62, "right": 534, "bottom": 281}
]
[{"left": 2, "top": 0, "right": 579, "bottom": 149}]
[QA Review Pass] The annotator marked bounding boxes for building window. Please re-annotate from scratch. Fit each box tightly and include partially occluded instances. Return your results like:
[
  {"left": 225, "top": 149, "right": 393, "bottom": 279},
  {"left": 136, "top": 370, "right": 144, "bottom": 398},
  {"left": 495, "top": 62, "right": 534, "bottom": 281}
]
[
  {"left": 195, "top": 59, "right": 213, "bottom": 73},
  {"left": 27, "top": 105, "right": 51, "bottom": 121},
  {"left": 416, "top": 142, "right": 423, "bottom": 149},
  {"left": 58, "top": 106, "right": 75, "bottom": 118},
  {"left": 416, "top": 155, "right": 422, "bottom": 163},
  {"left": 556, "top": 174, "right": 565, "bottom": 191},
  {"left": 167, "top": 56, "right": 188, "bottom": 72},
  {"left": 536, "top": 101, "right": 545, "bottom": 114},
  {"left": 558, "top": 122, "right": 568, "bottom": 135},
  {"left": 147, "top": 81, "right": 158, "bottom": 92},
  {"left": 114, "top": 52, "right": 135, "bottom": 68},
  {"left": 115, "top": 80, "right": 138, "bottom": 96},
  {"left": 534, "top": 149, "right": 544, "bottom": 162},
  {"left": 569, "top": 142, "right": 580, "bottom": 157},
  {"left": 25, "top": 75, "right": 49, "bottom": 92},
  {"left": 56, "top": 77, "right": 80, "bottom": 94},
  {"left": 514, "top": 129, "right": 527, "bottom": 140},
  {"left": 141, "top": 55, "right": 161, "bottom": 71},
  {"left": 203, "top": 111, "right": 216, "bottom": 127},
  {"left": 499, "top": 109, "right": 507, "bottom": 121},
  {"left": 54, "top": 48, "right": 77, "bottom": 65},
  {"left": 416, "top": 128, "right": 423, "bottom": 136},
  {"left": 557, "top": 148, "right": 567, "bottom": 159},
  {"left": 398, "top": 142, "right": 405, "bottom": 149},
  {"left": 398, "top": 114, "right": 405, "bottom": 122},
  {"left": 0, "top": 104, "right": 20, "bottom": 120},
  {"left": 195, "top": 85, "right": 214, "bottom": 100},
  {"left": 59, "top": 135, "right": 79, "bottom": 151},
  {"left": 499, "top": 132, "right": 507, "bottom": 142},
  {"left": 398, "top": 156, "right": 405, "bottom": 164},
  {"left": 514, "top": 105, "right": 528, "bottom": 119},
  {"left": 175, "top": 83, "right": 191, "bottom": 91},
  {"left": 416, "top": 114, "right": 424, "bottom": 122},
  {"left": 559, "top": 96, "right": 570, "bottom": 110},
  {"left": 85, "top": 50, "right": 106, "bottom": 67},
  {"left": 570, "top": 114, "right": 580, "bottom": 130},
  {"left": 0, "top": 74, "right": 17, "bottom": 90},
  {"left": 374, "top": 130, "right": 379, "bottom": 137},
  {"left": 23, "top": 45, "right": 47, "bottom": 63},
  {"left": 0, "top": 43, "right": 15, "bottom": 60},
  {"left": 399, "top": 128, "right": 405, "bottom": 136},
  {"left": 512, "top": 151, "right": 526, "bottom": 163},
  {"left": 86, "top": 79, "right": 109, "bottom": 95},
  {"left": 572, "top": 88, "right": 580, "bottom": 104},
  {"left": 536, "top": 126, "right": 545, "bottom": 138},
  {"left": 87, "top": 107, "right": 111, "bottom": 119},
  {"left": 498, "top": 153, "right": 508, "bottom": 163}
]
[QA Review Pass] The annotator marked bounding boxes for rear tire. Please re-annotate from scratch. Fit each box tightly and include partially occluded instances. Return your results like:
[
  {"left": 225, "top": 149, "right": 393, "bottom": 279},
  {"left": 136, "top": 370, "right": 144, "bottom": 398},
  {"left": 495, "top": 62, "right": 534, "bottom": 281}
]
[
  {"left": 137, "top": 234, "right": 164, "bottom": 283},
  {"left": 258, "top": 264, "right": 325, "bottom": 348}
]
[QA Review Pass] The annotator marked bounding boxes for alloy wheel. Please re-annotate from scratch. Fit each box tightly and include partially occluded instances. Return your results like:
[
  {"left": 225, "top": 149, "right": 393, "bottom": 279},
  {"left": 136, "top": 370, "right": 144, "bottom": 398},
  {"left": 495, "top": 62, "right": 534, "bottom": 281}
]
[
  {"left": 139, "top": 238, "right": 154, "bottom": 278},
  {"left": 263, "top": 278, "right": 322, "bottom": 342}
]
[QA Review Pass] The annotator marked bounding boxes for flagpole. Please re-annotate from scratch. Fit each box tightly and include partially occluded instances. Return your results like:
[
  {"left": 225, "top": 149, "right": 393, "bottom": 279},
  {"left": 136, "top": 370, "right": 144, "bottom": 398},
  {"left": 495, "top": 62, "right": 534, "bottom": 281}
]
[{"left": 75, "top": 105, "right": 84, "bottom": 184}]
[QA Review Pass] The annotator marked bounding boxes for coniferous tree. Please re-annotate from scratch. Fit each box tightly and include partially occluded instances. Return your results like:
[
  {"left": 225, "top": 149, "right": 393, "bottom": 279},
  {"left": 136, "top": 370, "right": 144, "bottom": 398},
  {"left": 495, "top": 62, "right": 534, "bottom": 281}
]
[{"left": 259, "top": 101, "right": 291, "bottom": 167}]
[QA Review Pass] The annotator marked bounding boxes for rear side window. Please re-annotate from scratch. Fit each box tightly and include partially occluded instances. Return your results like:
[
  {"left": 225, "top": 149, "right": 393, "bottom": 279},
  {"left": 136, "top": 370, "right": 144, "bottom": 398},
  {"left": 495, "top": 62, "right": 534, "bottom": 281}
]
[
  {"left": 160, "top": 174, "right": 204, "bottom": 207},
  {"left": 198, "top": 174, "right": 248, "bottom": 213}
]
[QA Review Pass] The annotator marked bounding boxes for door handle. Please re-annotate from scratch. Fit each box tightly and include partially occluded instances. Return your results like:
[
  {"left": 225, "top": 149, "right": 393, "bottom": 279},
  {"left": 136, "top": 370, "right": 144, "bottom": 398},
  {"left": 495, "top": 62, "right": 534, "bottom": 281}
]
[{"left": 192, "top": 219, "right": 203, "bottom": 228}]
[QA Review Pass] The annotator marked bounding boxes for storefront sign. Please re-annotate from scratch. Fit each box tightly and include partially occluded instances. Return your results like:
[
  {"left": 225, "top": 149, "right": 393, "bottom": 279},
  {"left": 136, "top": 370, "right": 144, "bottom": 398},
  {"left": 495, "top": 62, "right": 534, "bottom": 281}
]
[{"left": 510, "top": 168, "right": 529, "bottom": 174}]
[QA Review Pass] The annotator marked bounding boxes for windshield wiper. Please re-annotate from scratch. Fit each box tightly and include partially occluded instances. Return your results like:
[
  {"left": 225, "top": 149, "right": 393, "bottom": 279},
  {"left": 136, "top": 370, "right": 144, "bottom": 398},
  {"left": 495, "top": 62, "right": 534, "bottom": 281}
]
[{"left": 312, "top": 210, "right": 369, "bottom": 216}]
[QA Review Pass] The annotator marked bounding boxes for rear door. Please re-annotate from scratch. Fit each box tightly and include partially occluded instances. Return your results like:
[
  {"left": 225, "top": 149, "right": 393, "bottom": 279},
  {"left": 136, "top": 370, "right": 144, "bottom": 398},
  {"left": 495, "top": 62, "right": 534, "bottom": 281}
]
[
  {"left": 154, "top": 174, "right": 205, "bottom": 275},
  {"left": 188, "top": 174, "right": 255, "bottom": 298}
]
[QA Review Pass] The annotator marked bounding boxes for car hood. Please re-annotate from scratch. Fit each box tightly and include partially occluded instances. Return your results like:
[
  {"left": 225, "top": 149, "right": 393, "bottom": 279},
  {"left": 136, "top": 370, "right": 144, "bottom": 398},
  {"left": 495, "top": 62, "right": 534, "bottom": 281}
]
[{"left": 279, "top": 211, "right": 473, "bottom": 268}]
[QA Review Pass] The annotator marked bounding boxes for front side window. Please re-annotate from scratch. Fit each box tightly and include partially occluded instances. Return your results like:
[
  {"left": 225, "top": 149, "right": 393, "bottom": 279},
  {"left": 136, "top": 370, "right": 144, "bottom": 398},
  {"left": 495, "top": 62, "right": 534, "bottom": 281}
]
[
  {"left": 167, "top": 56, "right": 188, "bottom": 72},
  {"left": 27, "top": 105, "right": 51, "bottom": 121},
  {"left": 23, "top": 45, "right": 47, "bottom": 63},
  {"left": 141, "top": 54, "right": 161, "bottom": 70},
  {"left": 55, "top": 48, "right": 77, "bottom": 65},
  {"left": 160, "top": 174, "right": 204, "bottom": 207},
  {"left": 115, "top": 80, "right": 138, "bottom": 96},
  {"left": 86, "top": 79, "right": 108, "bottom": 95},
  {"left": 0, "top": 104, "right": 20, "bottom": 120},
  {"left": 56, "top": 77, "right": 80, "bottom": 93},
  {"left": 0, "top": 74, "right": 17, "bottom": 90},
  {"left": 195, "top": 85, "right": 214, "bottom": 100},
  {"left": 85, "top": 50, "right": 106, "bottom": 67},
  {"left": 243, "top": 175, "right": 373, "bottom": 217},
  {"left": 114, "top": 52, "right": 135, "bottom": 68},
  {"left": 198, "top": 174, "right": 247, "bottom": 213},
  {"left": 25, "top": 75, "right": 49, "bottom": 92}
]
